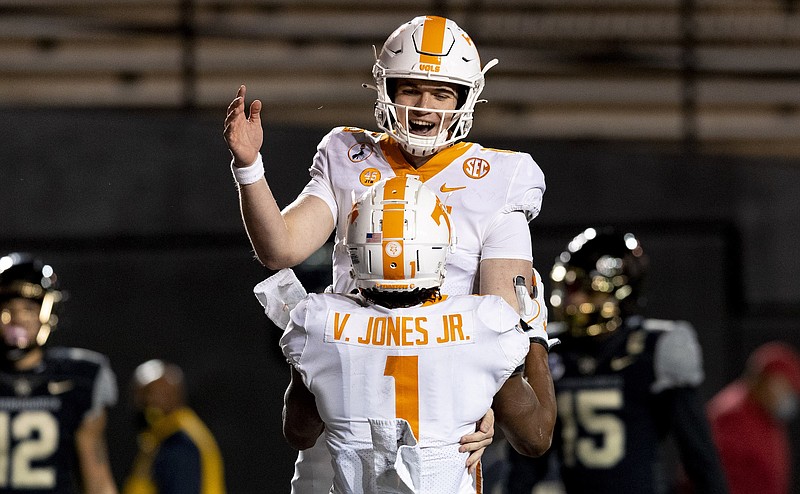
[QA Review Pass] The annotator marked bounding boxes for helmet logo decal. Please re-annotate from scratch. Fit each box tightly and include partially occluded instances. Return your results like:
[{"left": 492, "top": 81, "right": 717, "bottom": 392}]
[
  {"left": 349, "top": 142, "right": 373, "bottom": 163},
  {"left": 359, "top": 168, "right": 381, "bottom": 186},
  {"left": 463, "top": 157, "right": 490, "bottom": 179},
  {"left": 384, "top": 241, "right": 403, "bottom": 258}
]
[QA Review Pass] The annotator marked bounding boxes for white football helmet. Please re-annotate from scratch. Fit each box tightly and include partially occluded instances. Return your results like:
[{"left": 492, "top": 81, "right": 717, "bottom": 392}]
[
  {"left": 370, "top": 16, "right": 498, "bottom": 157},
  {"left": 346, "top": 176, "right": 454, "bottom": 292}
]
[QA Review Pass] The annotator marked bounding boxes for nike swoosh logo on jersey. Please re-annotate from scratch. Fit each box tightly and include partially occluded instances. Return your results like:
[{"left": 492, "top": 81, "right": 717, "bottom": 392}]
[
  {"left": 48, "top": 380, "right": 74, "bottom": 395},
  {"left": 440, "top": 184, "right": 466, "bottom": 193}
]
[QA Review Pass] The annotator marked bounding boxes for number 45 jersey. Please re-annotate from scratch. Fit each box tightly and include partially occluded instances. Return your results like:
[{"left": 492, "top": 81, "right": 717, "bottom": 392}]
[
  {"left": 545, "top": 316, "right": 715, "bottom": 494},
  {"left": 0, "top": 347, "right": 117, "bottom": 493},
  {"left": 281, "top": 293, "right": 529, "bottom": 494}
]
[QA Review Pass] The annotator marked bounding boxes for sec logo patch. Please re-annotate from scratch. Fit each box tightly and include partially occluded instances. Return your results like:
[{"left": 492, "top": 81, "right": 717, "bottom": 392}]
[
  {"left": 463, "top": 157, "right": 490, "bottom": 179},
  {"left": 359, "top": 168, "right": 381, "bottom": 186}
]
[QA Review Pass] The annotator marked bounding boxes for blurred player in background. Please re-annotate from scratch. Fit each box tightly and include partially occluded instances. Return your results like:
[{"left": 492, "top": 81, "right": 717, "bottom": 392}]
[
  {"left": 0, "top": 252, "right": 118, "bottom": 493},
  {"left": 504, "top": 227, "right": 728, "bottom": 494},
  {"left": 706, "top": 341, "right": 800, "bottom": 494},
  {"left": 123, "top": 359, "right": 226, "bottom": 494},
  {"left": 279, "top": 177, "right": 554, "bottom": 493},
  {"left": 224, "top": 15, "right": 555, "bottom": 493}
]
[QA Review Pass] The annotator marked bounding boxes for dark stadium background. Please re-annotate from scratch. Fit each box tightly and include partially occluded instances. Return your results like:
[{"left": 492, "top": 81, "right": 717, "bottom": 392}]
[{"left": 2, "top": 2, "right": 799, "bottom": 492}]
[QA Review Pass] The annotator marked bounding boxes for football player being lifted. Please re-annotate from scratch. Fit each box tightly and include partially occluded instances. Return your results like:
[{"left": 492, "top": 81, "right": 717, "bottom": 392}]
[
  {"left": 225, "top": 15, "right": 555, "bottom": 493},
  {"left": 278, "top": 176, "right": 554, "bottom": 494},
  {"left": 504, "top": 227, "right": 729, "bottom": 494},
  {"left": 0, "top": 253, "right": 118, "bottom": 493}
]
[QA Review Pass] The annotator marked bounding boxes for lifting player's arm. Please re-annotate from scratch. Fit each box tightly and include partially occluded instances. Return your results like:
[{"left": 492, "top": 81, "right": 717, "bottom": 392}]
[
  {"left": 283, "top": 366, "right": 325, "bottom": 451},
  {"left": 484, "top": 265, "right": 557, "bottom": 457},
  {"left": 224, "top": 85, "right": 334, "bottom": 269},
  {"left": 76, "top": 409, "right": 118, "bottom": 494}
]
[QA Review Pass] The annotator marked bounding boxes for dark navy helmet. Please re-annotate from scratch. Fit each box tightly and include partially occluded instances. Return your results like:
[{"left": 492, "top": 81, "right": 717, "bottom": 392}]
[{"left": 549, "top": 227, "right": 648, "bottom": 338}]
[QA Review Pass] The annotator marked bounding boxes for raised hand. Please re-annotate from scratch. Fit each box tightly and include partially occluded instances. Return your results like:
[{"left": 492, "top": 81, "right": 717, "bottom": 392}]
[{"left": 223, "top": 85, "right": 264, "bottom": 167}]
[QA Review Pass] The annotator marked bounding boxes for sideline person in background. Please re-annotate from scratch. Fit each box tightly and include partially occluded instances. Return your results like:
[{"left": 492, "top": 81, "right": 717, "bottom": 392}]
[
  {"left": 123, "top": 360, "right": 226, "bottom": 494},
  {"left": 706, "top": 341, "right": 800, "bottom": 494},
  {"left": 0, "top": 252, "right": 118, "bottom": 493},
  {"left": 279, "top": 177, "right": 555, "bottom": 493},
  {"left": 224, "top": 14, "right": 555, "bottom": 493},
  {"left": 505, "top": 227, "right": 728, "bottom": 494}
]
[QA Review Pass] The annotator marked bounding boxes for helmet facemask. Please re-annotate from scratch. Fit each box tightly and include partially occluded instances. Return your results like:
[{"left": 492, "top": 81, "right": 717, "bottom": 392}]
[{"left": 373, "top": 72, "right": 481, "bottom": 157}]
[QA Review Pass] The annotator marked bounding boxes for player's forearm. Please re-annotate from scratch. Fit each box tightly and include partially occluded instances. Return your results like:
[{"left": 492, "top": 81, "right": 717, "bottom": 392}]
[
  {"left": 283, "top": 367, "right": 325, "bottom": 450},
  {"left": 238, "top": 180, "right": 297, "bottom": 269},
  {"left": 522, "top": 344, "right": 557, "bottom": 446},
  {"left": 494, "top": 373, "right": 552, "bottom": 457}
]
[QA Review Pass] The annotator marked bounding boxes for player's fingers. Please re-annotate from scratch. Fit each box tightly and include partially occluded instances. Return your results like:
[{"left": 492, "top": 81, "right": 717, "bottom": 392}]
[
  {"left": 464, "top": 446, "right": 486, "bottom": 472},
  {"left": 249, "top": 99, "right": 263, "bottom": 123},
  {"left": 225, "top": 96, "right": 243, "bottom": 122}
]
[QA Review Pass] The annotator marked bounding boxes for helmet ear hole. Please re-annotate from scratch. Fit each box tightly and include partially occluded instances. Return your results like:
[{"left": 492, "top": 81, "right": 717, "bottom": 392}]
[{"left": 386, "top": 79, "right": 398, "bottom": 103}]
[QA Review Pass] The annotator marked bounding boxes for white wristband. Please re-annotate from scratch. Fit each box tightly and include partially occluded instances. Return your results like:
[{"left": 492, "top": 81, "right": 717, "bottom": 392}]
[{"left": 231, "top": 153, "right": 265, "bottom": 185}]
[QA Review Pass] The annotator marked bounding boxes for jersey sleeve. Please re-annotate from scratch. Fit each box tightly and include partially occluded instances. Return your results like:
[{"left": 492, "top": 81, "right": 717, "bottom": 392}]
[
  {"left": 501, "top": 153, "right": 545, "bottom": 222},
  {"left": 279, "top": 296, "right": 312, "bottom": 367},
  {"left": 480, "top": 296, "right": 530, "bottom": 374},
  {"left": 649, "top": 320, "right": 705, "bottom": 393},
  {"left": 297, "top": 128, "right": 340, "bottom": 225},
  {"left": 480, "top": 210, "right": 533, "bottom": 262},
  {"left": 88, "top": 353, "right": 118, "bottom": 419}
]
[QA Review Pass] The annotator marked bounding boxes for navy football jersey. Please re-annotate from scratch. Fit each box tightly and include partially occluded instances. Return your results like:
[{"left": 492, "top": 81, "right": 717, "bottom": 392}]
[
  {"left": 540, "top": 316, "right": 721, "bottom": 494},
  {"left": 0, "top": 347, "right": 117, "bottom": 493}
]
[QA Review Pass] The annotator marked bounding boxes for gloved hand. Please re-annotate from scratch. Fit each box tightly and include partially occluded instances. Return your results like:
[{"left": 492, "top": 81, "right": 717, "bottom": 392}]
[{"left": 514, "top": 269, "right": 560, "bottom": 351}]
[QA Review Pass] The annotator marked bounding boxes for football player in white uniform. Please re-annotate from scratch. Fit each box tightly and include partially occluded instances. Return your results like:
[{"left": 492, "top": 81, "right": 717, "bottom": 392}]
[
  {"left": 224, "top": 15, "right": 556, "bottom": 492},
  {"left": 280, "top": 177, "right": 553, "bottom": 494}
]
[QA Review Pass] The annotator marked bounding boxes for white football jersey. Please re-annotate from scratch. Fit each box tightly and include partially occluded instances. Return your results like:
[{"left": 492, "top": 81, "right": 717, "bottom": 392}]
[
  {"left": 299, "top": 127, "right": 546, "bottom": 296},
  {"left": 281, "top": 293, "right": 529, "bottom": 494}
]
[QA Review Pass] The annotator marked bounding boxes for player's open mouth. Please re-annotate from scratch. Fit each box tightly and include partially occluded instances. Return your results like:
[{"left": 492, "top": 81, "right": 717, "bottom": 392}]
[{"left": 409, "top": 119, "right": 437, "bottom": 135}]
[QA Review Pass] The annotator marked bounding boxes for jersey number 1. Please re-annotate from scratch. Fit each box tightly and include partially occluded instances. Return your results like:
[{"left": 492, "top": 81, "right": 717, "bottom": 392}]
[{"left": 384, "top": 355, "right": 420, "bottom": 439}]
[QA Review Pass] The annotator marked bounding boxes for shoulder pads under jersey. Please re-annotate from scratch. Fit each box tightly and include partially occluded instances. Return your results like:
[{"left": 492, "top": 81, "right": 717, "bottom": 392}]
[
  {"left": 646, "top": 319, "right": 705, "bottom": 393},
  {"left": 496, "top": 151, "right": 545, "bottom": 222}
]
